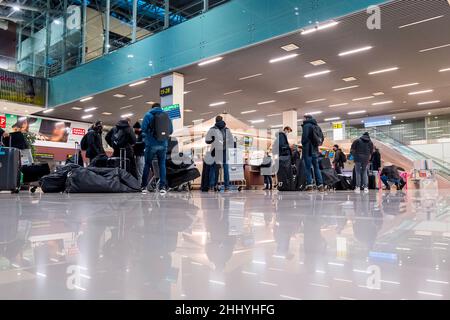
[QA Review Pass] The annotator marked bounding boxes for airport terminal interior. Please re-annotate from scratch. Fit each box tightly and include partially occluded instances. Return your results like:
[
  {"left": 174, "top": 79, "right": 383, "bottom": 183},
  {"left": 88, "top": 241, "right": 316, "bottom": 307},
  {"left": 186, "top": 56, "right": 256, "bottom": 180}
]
[{"left": 1, "top": 0, "right": 450, "bottom": 300}]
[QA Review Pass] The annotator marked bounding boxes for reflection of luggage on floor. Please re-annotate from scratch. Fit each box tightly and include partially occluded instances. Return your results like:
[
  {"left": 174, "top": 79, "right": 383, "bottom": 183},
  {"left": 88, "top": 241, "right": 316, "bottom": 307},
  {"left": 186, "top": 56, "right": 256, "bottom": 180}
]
[
  {"left": 335, "top": 175, "right": 353, "bottom": 190},
  {"left": 321, "top": 168, "right": 340, "bottom": 189},
  {"left": 0, "top": 147, "right": 21, "bottom": 193},
  {"left": 40, "top": 164, "right": 81, "bottom": 193},
  {"left": 277, "top": 156, "right": 295, "bottom": 191}
]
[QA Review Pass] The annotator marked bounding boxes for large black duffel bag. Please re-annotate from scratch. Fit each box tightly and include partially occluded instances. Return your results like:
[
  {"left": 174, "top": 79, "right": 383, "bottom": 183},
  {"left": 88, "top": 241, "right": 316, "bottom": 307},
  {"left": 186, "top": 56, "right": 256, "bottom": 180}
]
[
  {"left": 65, "top": 167, "right": 140, "bottom": 193},
  {"left": 21, "top": 163, "right": 51, "bottom": 183},
  {"left": 277, "top": 156, "right": 295, "bottom": 191},
  {"left": 39, "top": 164, "right": 81, "bottom": 193},
  {"left": 321, "top": 168, "right": 340, "bottom": 188}
]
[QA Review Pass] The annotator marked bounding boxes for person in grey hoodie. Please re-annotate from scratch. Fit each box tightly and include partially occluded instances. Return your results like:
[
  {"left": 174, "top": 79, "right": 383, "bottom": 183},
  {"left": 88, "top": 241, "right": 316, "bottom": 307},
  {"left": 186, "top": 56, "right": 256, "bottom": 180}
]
[{"left": 350, "top": 132, "right": 374, "bottom": 193}]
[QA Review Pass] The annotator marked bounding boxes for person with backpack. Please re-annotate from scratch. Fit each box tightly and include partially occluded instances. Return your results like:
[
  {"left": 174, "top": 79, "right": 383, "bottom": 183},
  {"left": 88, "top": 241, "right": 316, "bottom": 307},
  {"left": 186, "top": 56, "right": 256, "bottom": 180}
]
[
  {"left": 133, "top": 122, "right": 145, "bottom": 185},
  {"left": 105, "top": 117, "right": 137, "bottom": 179},
  {"left": 350, "top": 132, "right": 374, "bottom": 193},
  {"left": 301, "top": 114, "right": 324, "bottom": 192},
  {"left": 332, "top": 144, "right": 346, "bottom": 174},
  {"left": 140, "top": 103, "right": 173, "bottom": 194},
  {"left": 81, "top": 121, "right": 105, "bottom": 164}
]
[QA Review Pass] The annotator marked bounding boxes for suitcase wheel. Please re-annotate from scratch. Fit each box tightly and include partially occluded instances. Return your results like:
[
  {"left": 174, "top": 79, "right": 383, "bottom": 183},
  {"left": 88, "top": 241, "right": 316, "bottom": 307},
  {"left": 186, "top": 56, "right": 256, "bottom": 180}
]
[
  {"left": 12, "top": 188, "right": 20, "bottom": 194},
  {"left": 30, "top": 186, "right": 37, "bottom": 193}
]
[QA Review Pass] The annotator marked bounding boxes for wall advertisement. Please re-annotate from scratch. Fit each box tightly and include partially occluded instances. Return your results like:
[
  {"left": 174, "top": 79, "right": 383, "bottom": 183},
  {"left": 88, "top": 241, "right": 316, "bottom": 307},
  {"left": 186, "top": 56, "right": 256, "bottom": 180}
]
[{"left": 0, "top": 69, "right": 47, "bottom": 106}]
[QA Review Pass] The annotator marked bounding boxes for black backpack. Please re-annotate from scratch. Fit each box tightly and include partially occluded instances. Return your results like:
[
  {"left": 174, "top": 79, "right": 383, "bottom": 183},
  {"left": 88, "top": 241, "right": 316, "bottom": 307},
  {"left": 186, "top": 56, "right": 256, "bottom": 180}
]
[
  {"left": 311, "top": 124, "right": 324, "bottom": 147},
  {"left": 151, "top": 112, "right": 171, "bottom": 142},
  {"left": 111, "top": 127, "right": 128, "bottom": 149},
  {"left": 80, "top": 134, "right": 88, "bottom": 151},
  {"left": 340, "top": 151, "right": 347, "bottom": 163}
]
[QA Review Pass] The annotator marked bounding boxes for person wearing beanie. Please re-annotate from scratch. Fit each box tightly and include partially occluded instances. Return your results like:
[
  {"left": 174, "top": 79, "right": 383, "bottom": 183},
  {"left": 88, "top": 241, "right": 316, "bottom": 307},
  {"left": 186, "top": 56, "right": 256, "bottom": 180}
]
[
  {"left": 84, "top": 120, "right": 105, "bottom": 163},
  {"left": 133, "top": 121, "right": 145, "bottom": 185},
  {"left": 350, "top": 132, "right": 374, "bottom": 193},
  {"left": 332, "top": 144, "right": 346, "bottom": 174}
]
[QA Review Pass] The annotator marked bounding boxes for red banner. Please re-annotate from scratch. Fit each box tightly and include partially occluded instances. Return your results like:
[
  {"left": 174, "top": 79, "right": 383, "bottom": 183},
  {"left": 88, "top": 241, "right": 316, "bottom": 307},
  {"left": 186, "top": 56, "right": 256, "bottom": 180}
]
[
  {"left": 0, "top": 115, "right": 6, "bottom": 129},
  {"left": 72, "top": 128, "right": 86, "bottom": 136}
]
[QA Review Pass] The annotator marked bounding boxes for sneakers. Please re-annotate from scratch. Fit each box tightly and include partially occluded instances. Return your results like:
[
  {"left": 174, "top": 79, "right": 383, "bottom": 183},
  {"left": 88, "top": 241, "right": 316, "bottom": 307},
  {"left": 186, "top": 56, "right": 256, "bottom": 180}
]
[
  {"left": 159, "top": 186, "right": 168, "bottom": 195},
  {"left": 318, "top": 185, "right": 325, "bottom": 192},
  {"left": 354, "top": 188, "right": 361, "bottom": 194},
  {"left": 364, "top": 187, "right": 369, "bottom": 193},
  {"left": 304, "top": 185, "right": 315, "bottom": 192}
]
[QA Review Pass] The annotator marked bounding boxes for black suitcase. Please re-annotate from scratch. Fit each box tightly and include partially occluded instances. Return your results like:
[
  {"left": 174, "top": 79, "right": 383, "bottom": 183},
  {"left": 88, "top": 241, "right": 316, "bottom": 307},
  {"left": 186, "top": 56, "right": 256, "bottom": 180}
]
[
  {"left": 201, "top": 161, "right": 219, "bottom": 192},
  {"left": 368, "top": 173, "right": 377, "bottom": 190},
  {"left": 21, "top": 163, "right": 51, "bottom": 183},
  {"left": 0, "top": 147, "right": 21, "bottom": 192},
  {"left": 277, "top": 156, "right": 295, "bottom": 191}
]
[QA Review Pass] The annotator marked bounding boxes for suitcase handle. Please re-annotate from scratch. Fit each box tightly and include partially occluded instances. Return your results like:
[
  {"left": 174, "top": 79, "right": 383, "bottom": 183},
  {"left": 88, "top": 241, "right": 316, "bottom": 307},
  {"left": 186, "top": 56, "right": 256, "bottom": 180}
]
[{"left": 120, "top": 148, "right": 127, "bottom": 170}]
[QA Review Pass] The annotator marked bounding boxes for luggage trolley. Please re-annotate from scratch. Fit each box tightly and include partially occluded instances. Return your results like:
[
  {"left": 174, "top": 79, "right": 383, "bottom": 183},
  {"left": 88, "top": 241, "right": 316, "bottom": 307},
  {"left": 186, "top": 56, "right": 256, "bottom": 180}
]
[{"left": 216, "top": 148, "right": 246, "bottom": 192}]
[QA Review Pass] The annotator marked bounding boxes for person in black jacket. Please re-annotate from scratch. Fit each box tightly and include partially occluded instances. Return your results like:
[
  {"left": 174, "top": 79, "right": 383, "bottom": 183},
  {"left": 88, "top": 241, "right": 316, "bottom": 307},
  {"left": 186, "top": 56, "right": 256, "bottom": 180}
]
[
  {"left": 133, "top": 122, "right": 145, "bottom": 185},
  {"left": 371, "top": 147, "right": 381, "bottom": 172},
  {"left": 0, "top": 128, "right": 7, "bottom": 145},
  {"left": 301, "top": 115, "right": 324, "bottom": 192},
  {"left": 277, "top": 126, "right": 292, "bottom": 157},
  {"left": 380, "top": 162, "right": 406, "bottom": 190},
  {"left": 85, "top": 121, "right": 105, "bottom": 162},
  {"left": 350, "top": 132, "right": 374, "bottom": 193},
  {"left": 105, "top": 117, "right": 137, "bottom": 179},
  {"left": 332, "top": 144, "right": 345, "bottom": 174}
]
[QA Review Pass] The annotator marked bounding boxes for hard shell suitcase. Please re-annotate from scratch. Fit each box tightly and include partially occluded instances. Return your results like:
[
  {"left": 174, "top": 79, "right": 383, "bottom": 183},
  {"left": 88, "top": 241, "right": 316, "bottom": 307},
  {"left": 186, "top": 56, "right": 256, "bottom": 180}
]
[{"left": 0, "top": 147, "right": 21, "bottom": 192}]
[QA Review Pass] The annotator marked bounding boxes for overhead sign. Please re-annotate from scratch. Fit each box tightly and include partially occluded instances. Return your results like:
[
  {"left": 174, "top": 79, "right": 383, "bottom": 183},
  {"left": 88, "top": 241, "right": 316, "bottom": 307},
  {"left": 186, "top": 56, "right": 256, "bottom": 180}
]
[
  {"left": 162, "top": 104, "right": 181, "bottom": 120},
  {"left": 0, "top": 70, "right": 46, "bottom": 106},
  {"left": 160, "top": 85, "right": 173, "bottom": 97},
  {"left": 332, "top": 121, "right": 345, "bottom": 141},
  {"left": 364, "top": 119, "right": 392, "bottom": 128},
  {"left": 332, "top": 122, "right": 343, "bottom": 129}
]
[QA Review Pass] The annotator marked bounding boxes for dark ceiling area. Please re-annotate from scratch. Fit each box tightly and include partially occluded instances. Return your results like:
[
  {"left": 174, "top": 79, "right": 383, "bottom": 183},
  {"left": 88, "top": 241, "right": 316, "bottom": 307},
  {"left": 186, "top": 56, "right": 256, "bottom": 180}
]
[{"left": 35, "top": 0, "right": 450, "bottom": 128}]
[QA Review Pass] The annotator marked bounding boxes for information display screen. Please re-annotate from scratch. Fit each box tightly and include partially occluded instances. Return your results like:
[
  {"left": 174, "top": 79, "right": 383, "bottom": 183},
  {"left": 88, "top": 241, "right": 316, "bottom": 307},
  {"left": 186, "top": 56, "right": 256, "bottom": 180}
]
[{"left": 162, "top": 104, "right": 181, "bottom": 120}]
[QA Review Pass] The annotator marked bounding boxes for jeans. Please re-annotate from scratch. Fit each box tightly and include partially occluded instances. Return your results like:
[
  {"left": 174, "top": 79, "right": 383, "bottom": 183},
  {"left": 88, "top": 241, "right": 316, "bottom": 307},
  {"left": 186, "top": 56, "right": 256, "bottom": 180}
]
[
  {"left": 264, "top": 175, "right": 272, "bottom": 188},
  {"left": 381, "top": 175, "right": 402, "bottom": 188},
  {"left": 209, "top": 163, "right": 230, "bottom": 189},
  {"left": 141, "top": 145, "right": 167, "bottom": 188},
  {"left": 135, "top": 155, "right": 145, "bottom": 185},
  {"left": 354, "top": 162, "right": 369, "bottom": 189},
  {"left": 304, "top": 154, "right": 323, "bottom": 186}
]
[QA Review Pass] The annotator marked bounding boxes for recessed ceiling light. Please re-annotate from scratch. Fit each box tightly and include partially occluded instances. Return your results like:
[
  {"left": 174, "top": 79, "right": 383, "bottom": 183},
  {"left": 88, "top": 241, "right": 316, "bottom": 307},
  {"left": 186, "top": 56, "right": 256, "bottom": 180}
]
[
  {"left": 353, "top": 96, "right": 374, "bottom": 101},
  {"left": 373, "top": 92, "right": 385, "bottom": 96},
  {"left": 276, "top": 87, "right": 300, "bottom": 93},
  {"left": 129, "top": 95, "right": 143, "bottom": 100},
  {"left": 192, "top": 118, "right": 204, "bottom": 122},
  {"left": 324, "top": 117, "right": 340, "bottom": 121},
  {"left": 334, "top": 85, "right": 359, "bottom": 91},
  {"left": 241, "top": 110, "right": 257, "bottom": 114},
  {"left": 342, "top": 77, "right": 357, "bottom": 82},
  {"left": 418, "top": 100, "right": 440, "bottom": 105},
  {"left": 113, "top": 94, "right": 126, "bottom": 98},
  {"left": 338, "top": 46, "right": 373, "bottom": 57},
  {"left": 209, "top": 101, "right": 227, "bottom": 107},
  {"left": 12, "top": 5, "right": 21, "bottom": 11},
  {"left": 428, "top": 112, "right": 432, "bottom": 115},
  {"left": 239, "top": 73, "right": 263, "bottom": 81},
  {"left": 185, "top": 109, "right": 193, "bottom": 112},
  {"left": 102, "top": 112, "right": 112, "bottom": 115},
  {"left": 184, "top": 91, "right": 191, "bottom": 94},
  {"left": 198, "top": 57, "right": 223, "bottom": 66},
  {"left": 43, "top": 109, "right": 54, "bottom": 113},
  {"left": 121, "top": 113, "right": 133, "bottom": 118},
  {"left": 281, "top": 44, "right": 299, "bottom": 52},
  {"left": 304, "top": 111, "right": 323, "bottom": 116},
  {"left": 224, "top": 90, "right": 243, "bottom": 95},
  {"left": 306, "top": 98, "right": 326, "bottom": 103},
  {"left": 372, "top": 100, "right": 393, "bottom": 106},
  {"left": 84, "top": 107, "right": 97, "bottom": 112},
  {"left": 257, "top": 100, "right": 276, "bottom": 105},
  {"left": 72, "top": 107, "right": 82, "bottom": 110},
  {"left": 398, "top": 15, "right": 444, "bottom": 29},
  {"left": 82, "top": 114, "right": 93, "bottom": 119},
  {"left": 439, "top": 68, "right": 450, "bottom": 72},
  {"left": 409, "top": 89, "right": 434, "bottom": 95},
  {"left": 392, "top": 116, "right": 397, "bottom": 119},
  {"left": 120, "top": 105, "right": 133, "bottom": 109},
  {"left": 348, "top": 110, "right": 366, "bottom": 115},
  {"left": 267, "top": 113, "right": 282, "bottom": 117},
  {"left": 250, "top": 119, "right": 265, "bottom": 124},
  {"left": 80, "top": 96, "right": 93, "bottom": 102},
  {"left": 129, "top": 80, "right": 147, "bottom": 87},
  {"left": 304, "top": 70, "right": 331, "bottom": 78},
  {"left": 392, "top": 83, "right": 419, "bottom": 89},
  {"left": 329, "top": 103, "right": 349, "bottom": 108},
  {"left": 419, "top": 43, "right": 450, "bottom": 53},
  {"left": 200, "top": 111, "right": 213, "bottom": 116},
  {"left": 310, "top": 60, "right": 326, "bottom": 66},
  {"left": 368, "top": 67, "right": 399, "bottom": 75},
  {"left": 269, "top": 53, "right": 299, "bottom": 63},
  {"left": 301, "top": 21, "right": 339, "bottom": 35},
  {"left": 187, "top": 78, "right": 207, "bottom": 85}
]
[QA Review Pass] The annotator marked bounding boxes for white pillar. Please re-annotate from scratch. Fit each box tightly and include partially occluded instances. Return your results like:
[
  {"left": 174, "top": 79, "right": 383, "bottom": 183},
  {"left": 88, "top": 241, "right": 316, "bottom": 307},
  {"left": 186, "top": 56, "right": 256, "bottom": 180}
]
[
  {"left": 282, "top": 110, "right": 298, "bottom": 144},
  {"left": 161, "top": 72, "right": 184, "bottom": 131}
]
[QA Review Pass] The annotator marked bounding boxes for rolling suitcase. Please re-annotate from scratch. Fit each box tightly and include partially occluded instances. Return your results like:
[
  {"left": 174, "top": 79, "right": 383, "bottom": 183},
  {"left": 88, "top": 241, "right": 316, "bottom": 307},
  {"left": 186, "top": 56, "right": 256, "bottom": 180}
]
[
  {"left": 0, "top": 146, "right": 21, "bottom": 193},
  {"left": 107, "top": 148, "right": 130, "bottom": 171}
]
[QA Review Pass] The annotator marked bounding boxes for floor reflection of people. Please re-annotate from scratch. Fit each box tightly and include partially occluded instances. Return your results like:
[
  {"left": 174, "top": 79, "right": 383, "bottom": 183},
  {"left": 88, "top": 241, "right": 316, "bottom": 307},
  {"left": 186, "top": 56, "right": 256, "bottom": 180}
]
[
  {"left": 352, "top": 194, "right": 383, "bottom": 250},
  {"left": 273, "top": 210, "right": 300, "bottom": 260},
  {"left": 381, "top": 191, "right": 407, "bottom": 216}
]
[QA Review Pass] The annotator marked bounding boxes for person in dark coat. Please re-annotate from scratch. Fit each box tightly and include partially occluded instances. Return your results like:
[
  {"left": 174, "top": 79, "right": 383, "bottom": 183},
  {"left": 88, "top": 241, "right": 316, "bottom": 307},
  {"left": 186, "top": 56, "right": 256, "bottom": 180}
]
[
  {"left": 133, "top": 122, "right": 145, "bottom": 185},
  {"left": 371, "top": 147, "right": 382, "bottom": 171},
  {"left": 301, "top": 115, "right": 324, "bottom": 192},
  {"left": 332, "top": 144, "right": 345, "bottom": 174},
  {"left": 105, "top": 117, "right": 137, "bottom": 179},
  {"left": 277, "top": 126, "right": 292, "bottom": 157},
  {"left": 380, "top": 162, "right": 406, "bottom": 190},
  {"left": 85, "top": 121, "right": 105, "bottom": 162},
  {"left": 350, "top": 132, "right": 374, "bottom": 193},
  {"left": 0, "top": 128, "right": 7, "bottom": 146}
]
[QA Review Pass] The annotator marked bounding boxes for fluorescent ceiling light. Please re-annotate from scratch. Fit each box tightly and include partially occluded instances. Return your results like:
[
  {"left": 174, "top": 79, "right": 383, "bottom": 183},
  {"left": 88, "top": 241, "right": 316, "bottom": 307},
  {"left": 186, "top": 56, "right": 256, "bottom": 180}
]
[
  {"left": 209, "top": 101, "right": 227, "bottom": 107},
  {"left": 239, "top": 73, "right": 263, "bottom": 80},
  {"left": 120, "top": 105, "right": 133, "bottom": 110},
  {"left": 324, "top": 117, "right": 340, "bottom": 121},
  {"left": 267, "top": 113, "right": 282, "bottom": 117},
  {"left": 419, "top": 43, "right": 450, "bottom": 53},
  {"left": 257, "top": 100, "right": 276, "bottom": 105},
  {"left": 127, "top": 54, "right": 134, "bottom": 58},
  {"left": 342, "top": 77, "right": 357, "bottom": 82},
  {"left": 84, "top": 107, "right": 97, "bottom": 112},
  {"left": 12, "top": 6, "right": 21, "bottom": 11},
  {"left": 373, "top": 92, "right": 385, "bottom": 96},
  {"left": 145, "top": 101, "right": 155, "bottom": 105},
  {"left": 121, "top": 113, "right": 133, "bottom": 118},
  {"left": 241, "top": 110, "right": 257, "bottom": 114},
  {"left": 304, "top": 70, "right": 331, "bottom": 78},
  {"left": 398, "top": 15, "right": 444, "bottom": 29},
  {"left": 372, "top": 100, "right": 393, "bottom": 105},
  {"left": 306, "top": 98, "right": 326, "bottom": 104},
  {"left": 250, "top": 119, "right": 265, "bottom": 124},
  {"left": 368, "top": 67, "right": 399, "bottom": 75},
  {"left": 304, "top": 111, "right": 323, "bottom": 115},
  {"left": 301, "top": 21, "right": 339, "bottom": 35},
  {"left": 102, "top": 112, "right": 112, "bottom": 115},
  {"left": 224, "top": 90, "right": 243, "bottom": 95},
  {"left": 329, "top": 103, "right": 348, "bottom": 108},
  {"left": 339, "top": 46, "right": 373, "bottom": 56},
  {"left": 439, "top": 68, "right": 450, "bottom": 72},
  {"left": 269, "top": 53, "right": 299, "bottom": 63},
  {"left": 334, "top": 85, "right": 359, "bottom": 91},
  {"left": 184, "top": 91, "right": 191, "bottom": 94},
  {"left": 72, "top": 107, "right": 82, "bottom": 110},
  {"left": 392, "top": 83, "right": 419, "bottom": 89},
  {"left": 129, "top": 80, "right": 147, "bottom": 87},
  {"left": 82, "top": 114, "right": 93, "bottom": 119},
  {"left": 187, "top": 78, "right": 207, "bottom": 85},
  {"left": 185, "top": 109, "right": 193, "bottom": 112},
  {"left": 192, "top": 119, "right": 204, "bottom": 122},
  {"left": 276, "top": 87, "right": 300, "bottom": 93},
  {"left": 113, "top": 94, "right": 126, "bottom": 98},
  {"left": 418, "top": 100, "right": 440, "bottom": 105},
  {"left": 271, "top": 124, "right": 283, "bottom": 128},
  {"left": 129, "top": 95, "right": 143, "bottom": 100},
  {"left": 53, "top": 19, "right": 61, "bottom": 25},
  {"left": 348, "top": 110, "right": 366, "bottom": 115},
  {"left": 80, "top": 96, "right": 93, "bottom": 102},
  {"left": 200, "top": 111, "right": 213, "bottom": 116},
  {"left": 409, "top": 89, "right": 434, "bottom": 95},
  {"left": 281, "top": 44, "right": 299, "bottom": 52},
  {"left": 43, "top": 109, "right": 54, "bottom": 113},
  {"left": 310, "top": 60, "right": 326, "bottom": 66},
  {"left": 353, "top": 96, "right": 374, "bottom": 101},
  {"left": 198, "top": 57, "right": 223, "bottom": 66}
]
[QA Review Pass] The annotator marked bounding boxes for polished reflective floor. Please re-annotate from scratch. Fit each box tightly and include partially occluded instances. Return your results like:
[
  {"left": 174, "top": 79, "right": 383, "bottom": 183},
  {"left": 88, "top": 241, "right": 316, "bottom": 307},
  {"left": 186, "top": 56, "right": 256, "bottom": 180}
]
[{"left": 0, "top": 189, "right": 449, "bottom": 300}]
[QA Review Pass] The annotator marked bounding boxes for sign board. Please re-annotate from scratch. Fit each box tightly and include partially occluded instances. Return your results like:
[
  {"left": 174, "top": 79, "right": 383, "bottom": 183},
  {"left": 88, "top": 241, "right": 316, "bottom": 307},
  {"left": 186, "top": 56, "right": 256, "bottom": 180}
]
[
  {"left": 0, "top": 115, "right": 5, "bottom": 128},
  {"left": 160, "top": 85, "right": 173, "bottom": 97},
  {"left": 0, "top": 70, "right": 46, "bottom": 106},
  {"left": 332, "top": 122, "right": 343, "bottom": 129},
  {"left": 364, "top": 119, "right": 392, "bottom": 128},
  {"left": 332, "top": 121, "right": 345, "bottom": 141},
  {"left": 162, "top": 104, "right": 181, "bottom": 120}
]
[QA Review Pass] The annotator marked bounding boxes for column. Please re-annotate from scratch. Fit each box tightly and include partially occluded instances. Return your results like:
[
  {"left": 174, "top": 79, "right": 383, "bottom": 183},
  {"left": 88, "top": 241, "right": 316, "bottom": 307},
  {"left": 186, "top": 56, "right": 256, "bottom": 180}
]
[
  {"left": 282, "top": 110, "right": 298, "bottom": 144},
  {"left": 131, "top": 0, "right": 137, "bottom": 42},
  {"left": 161, "top": 72, "right": 184, "bottom": 131}
]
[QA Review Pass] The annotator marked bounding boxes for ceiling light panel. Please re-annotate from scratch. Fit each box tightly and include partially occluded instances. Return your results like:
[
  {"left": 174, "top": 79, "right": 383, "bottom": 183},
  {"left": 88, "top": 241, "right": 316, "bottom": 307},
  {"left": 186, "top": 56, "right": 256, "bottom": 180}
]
[
  {"left": 113, "top": 94, "right": 126, "bottom": 98},
  {"left": 301, "top": 21, "right": 339, "bottom": 35},
  {"left": 419, "top": 43, "right": 450, "bottom": 53},
  {"left": 338, "top": 46, "right": 373, "bottom": 56},
  {"left": 353, "top": 96, "right": 374, "bottom": 101},
  {"left": 276, "top": 87, "right": 300, "bottom": 93},
  {"left": 224, "top": 90, "right": 243, "bottom": 95},
  {"left": 129, "top": 80, "right": 147, "bottom": 87},
  {"left": 348, "top": 110, "right": 366, "bottom": 115},
  {"left": 409, "top": 89, "right": 434, "bottom": 95},
  {"left": 398, "top": 15, "right": 444, "bottom": 29},
  {"left": 372, "top": 100, "right": 393, "bottom": 105},
  {"left": 304, "top": 70, "right": 331, "bottom": 78},
  {"left": 305, "top": 98, "right": 326, "bottom": 104},
  {"left": 392, "top": 83, "right": 419, "bottom": 89},
  {"left": 129, "top": 95, "right": 143, "bottom": 100},
  {"left": 209, "top": 101, "right": 227, "bottom": 107},
  {"left": 72, "top": 107, "right": 82, "bottom": 110},
  {"left": 80, "top": 97, "right": 93, "bottom": 102},
  {"left": 342, "top": 77, "right": 357, "bottom": 82},
  {"left": 198, "top": 57, "right": 223, "bottom": 66},
  {"left": 187, "top": 78, "right": 207, "bottom": 85},
  {"left": 82, "top": 114, "right": 93, "bottom": 119},
  {"left": 324, "top": 117, "right": 341, "bottom": 121},
  {"left": 418, "top": 100, "right": 440, "bottom": 105},
  {"left": 120, "top": 105, "right": 133, "bottom": 109},
  {"left": 329, "top": 103, "right": 349, "bottom": 108},
  {"left": 281, "top": 44, "right": 299, "bottom": 52},
  {"left": 334, "top": 85, "right": 359, "bottom": 91},
  {"left": 310, "top": 60, "right": 326, "bottom": 66},
  {"left": 84, "top": 107, "right": 97, "bottom": 112},
  {"left": 102, "top": 112, "right": 112, "bottom": 115},
  {"left": 257, "top": 100, "right": 276, "bottom": 105},
  {"left": 239, "top": 73, "right": 263, "bottom": 80},
  {"left": 241, "top": 110, "right": 257, "bottom": 114},
  {"left": 368, "top": 67, "right": 399, "bottom": 75}
]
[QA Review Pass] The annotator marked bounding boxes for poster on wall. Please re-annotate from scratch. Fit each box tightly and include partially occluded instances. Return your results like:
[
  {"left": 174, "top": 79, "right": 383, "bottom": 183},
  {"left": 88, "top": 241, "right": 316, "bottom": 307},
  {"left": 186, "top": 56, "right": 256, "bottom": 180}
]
[{"left": 0, "top": 70, "right": 47, "bottom": 106}]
